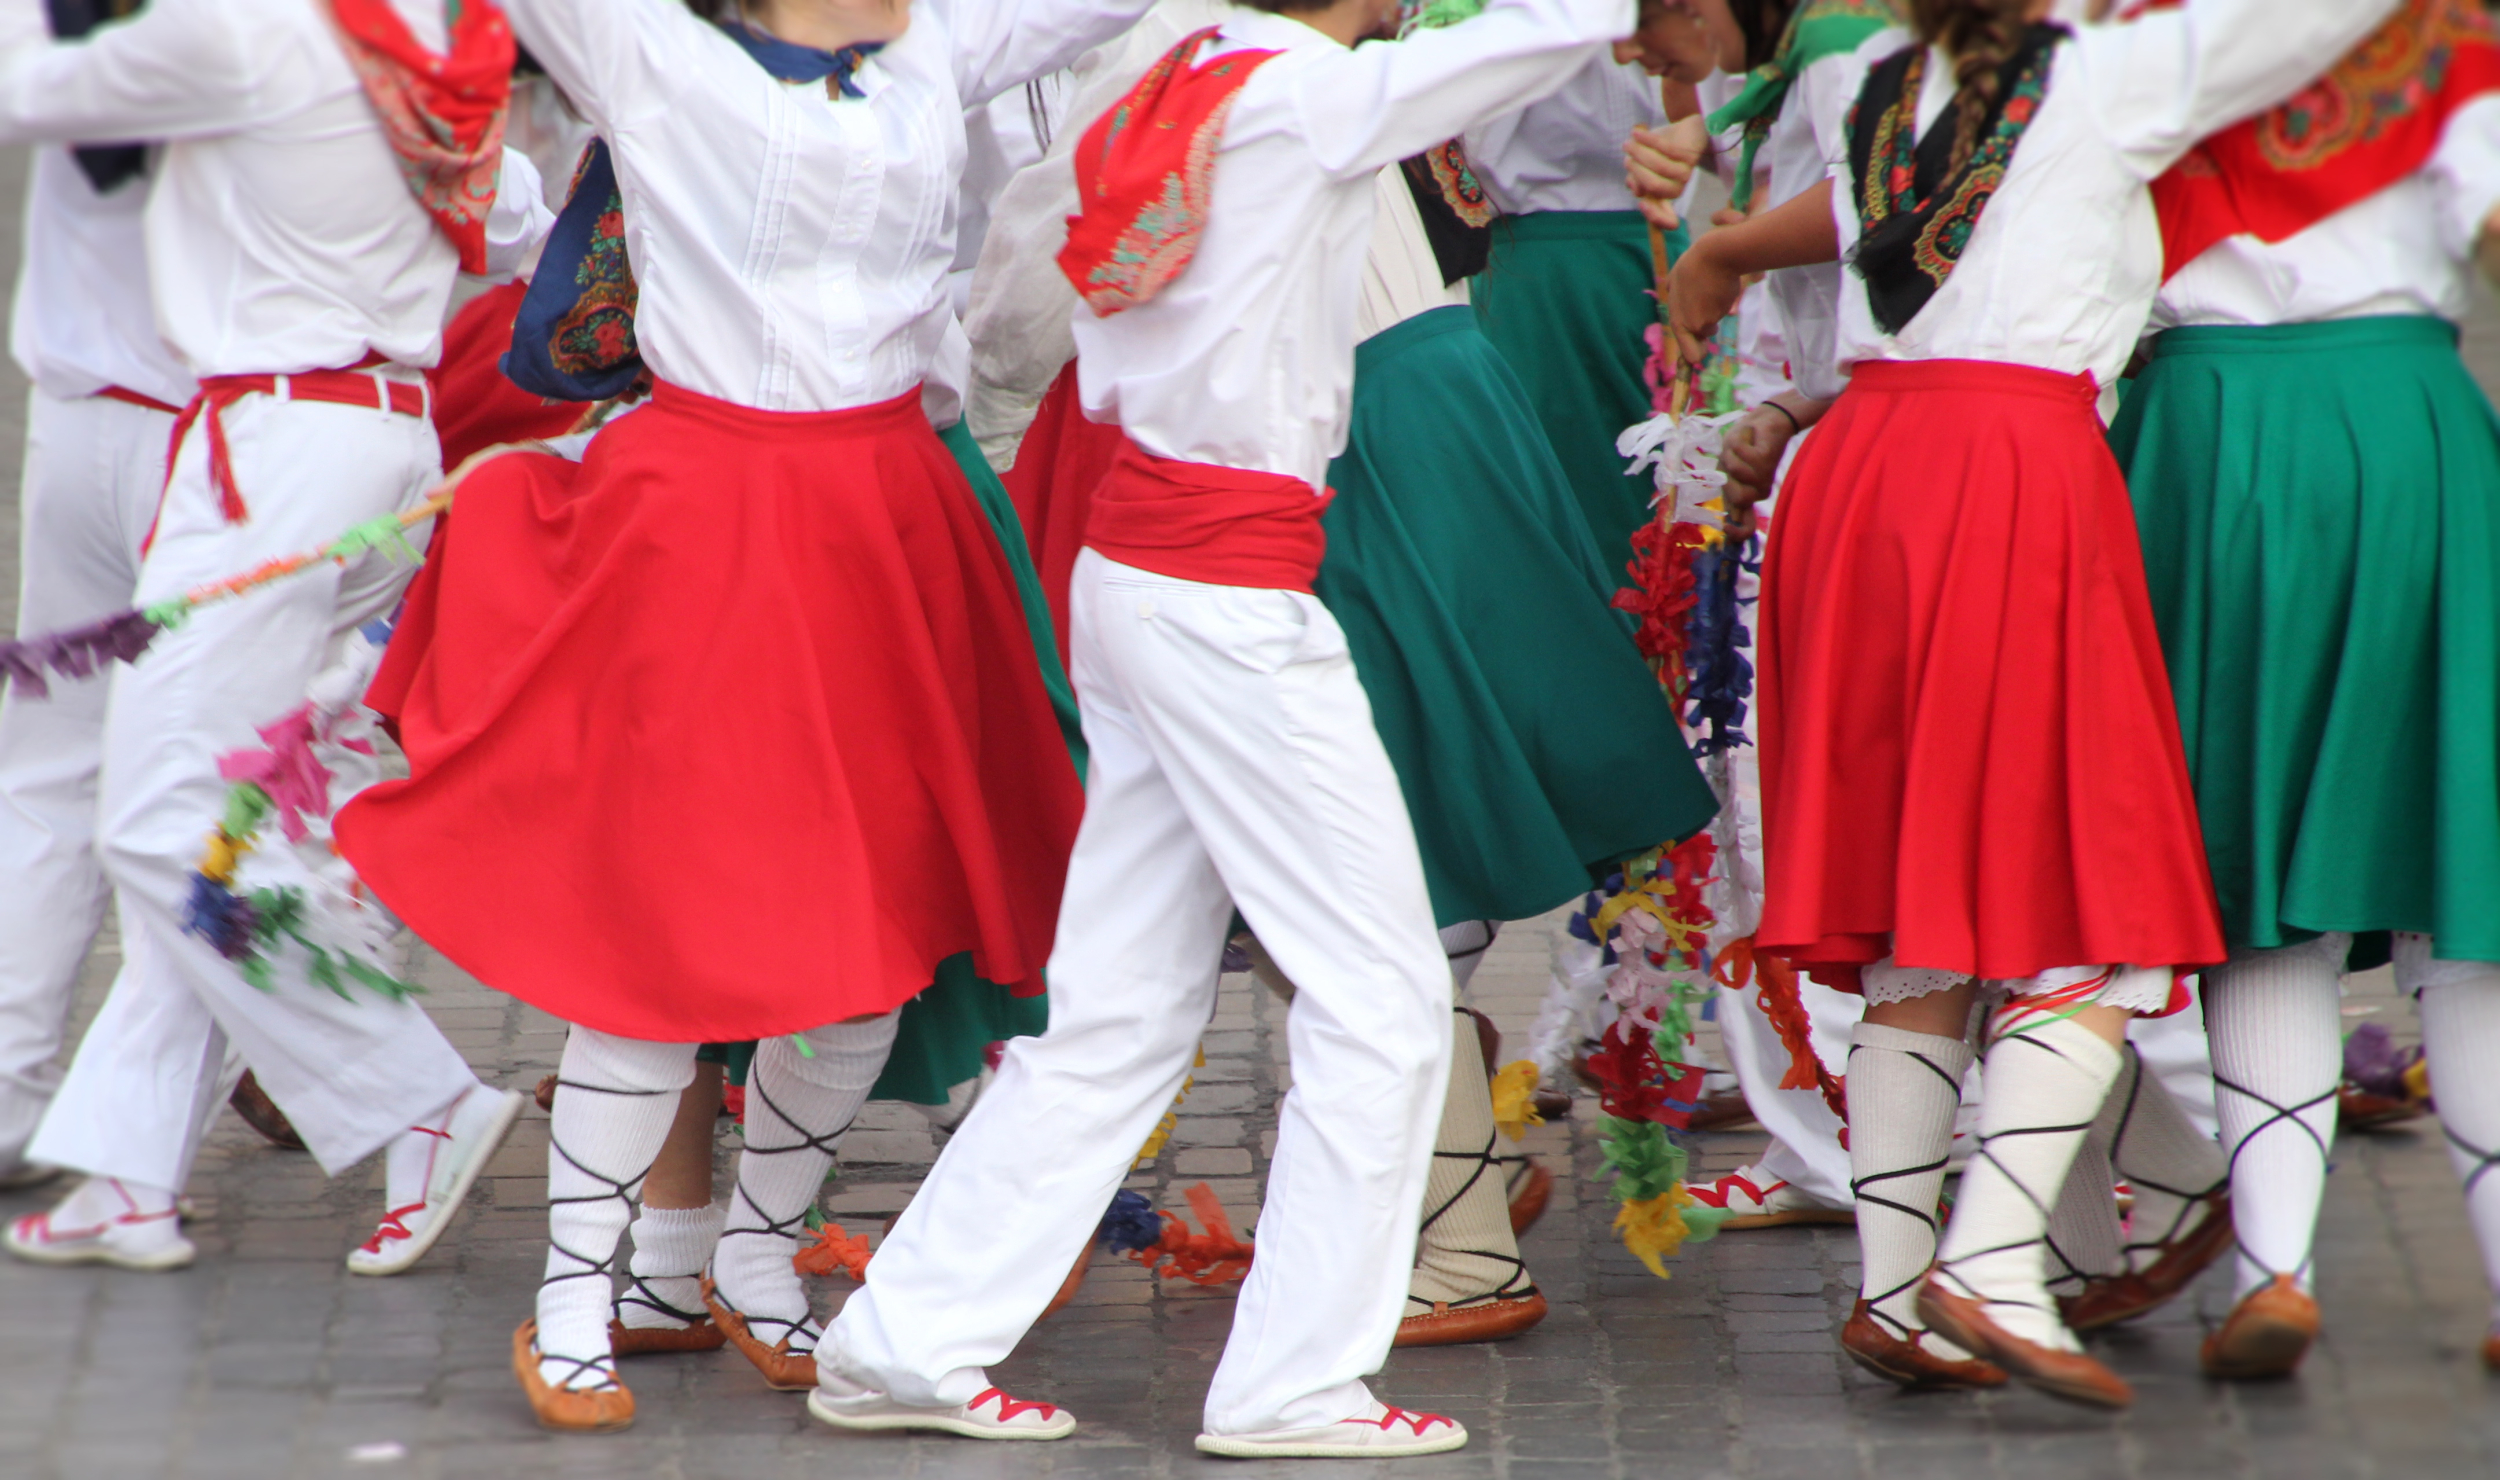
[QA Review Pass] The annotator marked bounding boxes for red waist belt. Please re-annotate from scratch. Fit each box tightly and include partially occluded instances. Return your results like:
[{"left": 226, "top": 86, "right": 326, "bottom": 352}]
[
  {"left": 1082, "top": 438, "right": 1333, "bottom": 592},
  {"left": 166, "top": 360, "right": 431, "bottom": 528}
]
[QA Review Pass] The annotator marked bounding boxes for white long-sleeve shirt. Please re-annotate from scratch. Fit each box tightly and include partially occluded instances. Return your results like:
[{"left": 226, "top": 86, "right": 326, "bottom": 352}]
[
  {"left": 9, "top": 147, "right": 194, "bottom": 406},
  {"left": 2153, "top": 95, "right": 2500, "bottom": 330},
  {"left": 504, "top": 0, "right": 1152, "bottom": 416},
  {"left": 1826, "top": 0, "right": 2402, "bottom": 387},
  {"left": 1462, "top": 53, "right": 1662, "bottom": 215},
  {"left": 0, "top": 0, "right": 544, "bottom": 377},
  {"left": 1075, "top": 0, "right": 1630, "bottom": 491}
]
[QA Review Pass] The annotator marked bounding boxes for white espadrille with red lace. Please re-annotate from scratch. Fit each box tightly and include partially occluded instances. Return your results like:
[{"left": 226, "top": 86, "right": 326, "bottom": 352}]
[
  {"left": 1685, "top": 1168, "right": 1852, "bottom": 1231},
  {"left": 347, "top": 1086, "right": 525, "bottom": 1276},
  {"left": 807, "top": 1373, "right": 1076, "bottom": 1440},
  {"left": 3, "top": 1178, "right": 194, "bottom": 1271},
  {"left": 1195, "top": 1402, "right": 1469, "bottom": 1458}
]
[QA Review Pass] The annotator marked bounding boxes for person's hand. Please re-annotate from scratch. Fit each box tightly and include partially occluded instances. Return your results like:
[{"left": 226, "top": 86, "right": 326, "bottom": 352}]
[
  {"left": 1719, "top": 402, "right": 1798, "bottom": 493},
  {"left": 1624, "top": 115, "right": 1708, "bottom": 232},
  {"left": 1666, "top": 232, "right": 1744, "bottom": 364}
]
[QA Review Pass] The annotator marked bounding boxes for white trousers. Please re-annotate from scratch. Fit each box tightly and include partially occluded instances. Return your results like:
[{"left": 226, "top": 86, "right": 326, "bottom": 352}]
[
  {"left": 0, "top": 390, "right": 175, "bottom": 1168},
  {"left": 828, "top": 550, "right": 1453, "bottom": 1436},
  {"left": 27, "top": 390, "right": 475, "bottom": 1187},
  {"left": 1717, "top": 975, "right": 1859, "bottom": 1205}
]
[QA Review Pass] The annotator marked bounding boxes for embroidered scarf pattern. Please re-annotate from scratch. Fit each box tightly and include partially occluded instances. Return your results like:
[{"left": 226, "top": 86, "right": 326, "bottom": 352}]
[
  {"left": 1845, "top": 25, "right": 2062, "bottom": 335},
  {"left": 2151, "top": 0, "right": 2500, "bottom": 279},
  {"left": 501, "top": 20, "right": 883, "bottom": 402},
  {"left": 320, "top": 0, "right": 515, "bottom": 273},
  {"left": 1058, "top": 27, "right": 1282, "bottom": 316},
  {"left": 1704, "top": 0, "right": 1902, "bottom": 212},
  {"left": 1401, "top": 141, "right": 1495, "bottom": 286},
  {"left": 44, "top": 0, "right": 148, "bottom": 192}
]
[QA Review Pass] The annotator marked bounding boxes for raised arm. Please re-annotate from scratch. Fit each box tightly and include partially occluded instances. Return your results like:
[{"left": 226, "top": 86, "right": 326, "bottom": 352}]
[
  {"left": 2081, "top": 0, "right": 2405, "bottom": 179},
  {"left": 940, "top": 0, "right": 1165, "bottom": 110},
  {"left": 1255, "top": 0, "right": 1633, "bottom": 182},
  {"left": 0, "top": 0, "right": 271, "bottom": 143},
  {"left": 501, "top": 0, "right": 694, "bottom": 135}
]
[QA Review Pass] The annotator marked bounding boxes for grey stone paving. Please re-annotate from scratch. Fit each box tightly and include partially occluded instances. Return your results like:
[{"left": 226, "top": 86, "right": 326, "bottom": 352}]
[{"left": 4, "top": 145, "right": 2500, "bottom": 1479}]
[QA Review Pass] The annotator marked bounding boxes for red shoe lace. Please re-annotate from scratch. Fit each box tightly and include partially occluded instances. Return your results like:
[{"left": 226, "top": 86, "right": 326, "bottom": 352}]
[
  {"left": 1368, "top": 1406, "right": 1453, "bottom": 1436},
  {"left": 1688, "top": 1172, "right": 1776, "bottom": 1210},
  {"left": 361, "top": 1202, "right": 427, "bottom": 1253},
  {"left": 969, "top": 1388, "right": 1058, "bottom": 1422}
]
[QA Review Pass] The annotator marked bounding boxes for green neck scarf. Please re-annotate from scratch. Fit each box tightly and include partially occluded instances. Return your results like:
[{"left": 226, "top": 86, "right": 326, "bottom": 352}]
[{"left": 1704, "top": 0, "right": 1901, "bottom": 212}]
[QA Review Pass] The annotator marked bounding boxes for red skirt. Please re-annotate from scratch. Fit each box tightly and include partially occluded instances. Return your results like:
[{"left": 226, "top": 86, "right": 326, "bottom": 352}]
[
  {"left": 336, "top": 383, "right": 1085, "bottom": 1042},
  {"left": 1756, "top": 359, "right": 2224, "bottom": 985},
  {"left": 425, "top": 281, "right": 587, "bottom": 470},
  {"left": 1000, "top": 361, "right": 1126, "bottom": 667}
]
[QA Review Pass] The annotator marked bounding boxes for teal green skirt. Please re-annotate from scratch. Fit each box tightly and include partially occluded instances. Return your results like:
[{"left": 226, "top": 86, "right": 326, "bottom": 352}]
[
  {"left": 1469, "top": 210, "right": 1687, "bottom": 570},
  {"left": 738, "top": 422, "right": 1075, "bottom": 1105},
  {"left": 1320, "top": 306, "right": 1717, "bottom": 927},
  {"left": 2110, "top": 315, "right": 2500, "bottom": 960}
]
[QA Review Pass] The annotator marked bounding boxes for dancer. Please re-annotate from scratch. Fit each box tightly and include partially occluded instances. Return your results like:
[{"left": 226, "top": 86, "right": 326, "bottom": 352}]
[
  {"left": 816, "top": 0, "right": 1632, "bottom": 1456},
  {"left": 1461, "top": 0, "right": 1712, "bottom": 565},
  {"left": 2109, "top": 0, "right": 2500, "bottom": 1379},
  {"left": 0, "top": 0, "right": 545, "bottom": 1276},
  {"left": 1666, "top": 0, "right": 2398, "bottom": 1407},
  {"left": 332, "top": 0, "right": 1132, "bottom": 1432},
  {"left": 0, "top": 110, "right": 195, "bottom": 1191}
]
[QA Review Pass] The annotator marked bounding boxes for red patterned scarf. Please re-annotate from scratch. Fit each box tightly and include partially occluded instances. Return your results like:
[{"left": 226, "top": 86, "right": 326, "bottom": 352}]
[
  {"left": 2151, "top": 0, "right": 2500, "bottom": 280},
  {"left": 321, "top": 0, "right": 516, "bottom": 274},
  {"left": 1058, "top": 27, "right": 1281, "bottom": 316}
]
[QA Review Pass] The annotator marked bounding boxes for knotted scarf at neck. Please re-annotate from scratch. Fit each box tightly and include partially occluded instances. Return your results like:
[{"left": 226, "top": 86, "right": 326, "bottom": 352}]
[
  {"left": 1845, "top": 24, "right": 2063, "bottom": 336},
  {"left": 320, "top": 0, "right": 516, "bottom": 273},
  {"left": 44, "top": 0, "right": 147, "bottom": 192},
  {"left": 501, "top": 20, "right": 883, "bottom": 402},
  {"left": 2150, "top": 0, "right": 2500, "bottom": 279},
  {"left": 1705, "top": 0, "right": 1902, "bottom": 212},
  {"left": 1058, "top": 27, "right": 1282, "bottom": 316}
]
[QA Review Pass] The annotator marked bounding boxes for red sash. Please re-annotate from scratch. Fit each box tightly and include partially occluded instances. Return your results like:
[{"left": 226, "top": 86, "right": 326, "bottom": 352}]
[
  {"left": 2151, "top": 0, "right": 2500, "bottom": 279},
  {"left": 1083, "top": 440, "right": 1333, "bottom": 593},
  {"left": 319, "top": 0, "right": 515, "bottom": 273},
  {"left": 1058, "top": 27, "right": 1281, "bottom": 316},
  {"left": 151, "top": 361, "right": 430, "bottom": 552}
]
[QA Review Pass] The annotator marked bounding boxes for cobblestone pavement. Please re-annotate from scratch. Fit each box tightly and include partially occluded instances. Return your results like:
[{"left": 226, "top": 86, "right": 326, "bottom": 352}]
[{"left": 5, "top": 145, "right": 2500, "bottom": 1479}]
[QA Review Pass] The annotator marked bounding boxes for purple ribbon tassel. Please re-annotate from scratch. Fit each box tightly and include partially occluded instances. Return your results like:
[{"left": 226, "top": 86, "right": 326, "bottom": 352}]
[{"left": 0, "top": 609, "right": 162, "bottom": 700}]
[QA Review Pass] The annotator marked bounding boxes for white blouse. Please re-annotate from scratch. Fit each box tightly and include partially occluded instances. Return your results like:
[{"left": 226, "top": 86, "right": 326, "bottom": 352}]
[
  {"left": 1462, "top": 53, "right": 1663, "bottom": 216},
  {"left": 1075, "top": 0, "right": 1630, "bottom": 493},
  {"left": 10, "top": 147, "right": 195, "bottom": 407},
  {"left": 1825, "top": 0, "right": 2403, "bottom": 388},
  {"left": 2153, "top": 95, "right": 2500, "bottom": 330},
  {"left": 0, "top": 0, "right": 545, "bottom": 377},
  {"left": 504, "top": 0, "right": 1152, "bottom": 415},
  {"left": 1759, "top": 37, "right": 1902, "bottom": 402}
]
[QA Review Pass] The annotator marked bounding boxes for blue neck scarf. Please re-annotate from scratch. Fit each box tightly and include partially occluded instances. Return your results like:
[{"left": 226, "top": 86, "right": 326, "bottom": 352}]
[{"left": 501, "top": 20, "right": 884, "bottom": 402}]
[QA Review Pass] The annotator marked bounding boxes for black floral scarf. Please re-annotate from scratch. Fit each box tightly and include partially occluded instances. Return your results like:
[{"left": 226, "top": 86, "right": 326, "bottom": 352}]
[{"left": 1845, "top": 23, "right": 2065, "bottom": 334}]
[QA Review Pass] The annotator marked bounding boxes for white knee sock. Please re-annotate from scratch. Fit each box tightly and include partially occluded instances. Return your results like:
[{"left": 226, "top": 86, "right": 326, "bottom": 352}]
[
  {"left": 539, "top": 1029, "right": 695, "bottom": 1388},
  {"left": 712, "top": 1015, "right": 899, "bottom": 1353},
  {"left": 2403, "top": 937, "right": 2500, "bottom": 1332},
  {"left": 2042, "top": 1137, "right": 2121, "bottom": 1296},
  {"left": 1934, "top": 1012, "right": 2122, "bottom": 1352},
  {"left": 1848, "top": 1022, "right": 1976, "bottom": 1355},
  {"left": 2097, "top": 1041, "right": 2226, "bottom": 1273},
  {"left": 620, "top": 1203, "right": 726, "bottom": 1330},
  {"left": 1411, "top": 1006, "right": 1531, "bottom": 1309},
  {"left": 2203, "top": 944, "right": 2343, "bottom": 1297}
]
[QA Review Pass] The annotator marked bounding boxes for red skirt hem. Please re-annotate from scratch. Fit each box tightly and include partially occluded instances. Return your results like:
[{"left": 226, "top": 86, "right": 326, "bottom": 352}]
[
  {"left": 1754, "top": 359, "right": 2225, "bottom": 981},
  {"left": 337, "top": 383, "right": 1083, "bottom": 1042}
]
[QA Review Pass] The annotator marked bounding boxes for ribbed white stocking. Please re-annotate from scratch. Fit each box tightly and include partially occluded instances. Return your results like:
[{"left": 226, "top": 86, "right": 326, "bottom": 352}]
[
  {"left": 538, "top": 1028, "right": 695, "bottom": 1389},
  {"left": 2203, "top": 942, "right": 2343, "bottom": 1297},
  {"left": 2401, "top": 935, "right": 2500, "bottom": 1332},
  {"left": 711, "top": 1014, "right": 900, "bottom": 1354},
  {"left": 2042, "top": 1137, "right": 2121, "bottom": 1296},
  {"left": 1848, "top": 1022, "right": 1975, "bottom": 1355},
  {"left": 619, "top": 1203, "right": 726, "bottom": 1330},
  {"left": 1411, "top": 1006, "right": 1531, "bottom": 1309},
  {"left": 2097, "top": 1041, "right": 2226, "bottom": 1273},
  {"left": 1933, "top": 1013, "right": 2121, "bottom": 1352},
  {"left": 1442, "top": 920, "right": 1500, "bottom": 993}
]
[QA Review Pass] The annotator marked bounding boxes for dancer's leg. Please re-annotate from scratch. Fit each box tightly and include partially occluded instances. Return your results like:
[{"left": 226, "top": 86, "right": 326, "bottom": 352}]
[
  {"left": 2399, "top": 935, "right": 2500, "bottom": 1351},
  {"left": 2202, "top": 939, "right": 2346, "bottom": 1299}
]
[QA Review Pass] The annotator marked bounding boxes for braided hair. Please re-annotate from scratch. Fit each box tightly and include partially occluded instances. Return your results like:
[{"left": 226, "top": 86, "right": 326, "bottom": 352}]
[{"left": 1907, "top": 0, "right": 2030, "bottom": 176}]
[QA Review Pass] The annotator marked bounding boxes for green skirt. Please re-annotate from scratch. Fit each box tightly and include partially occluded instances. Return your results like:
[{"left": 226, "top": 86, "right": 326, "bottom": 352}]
[
  {"left": 2110, "top": 315, "right": 2500, "bottom": 959},
  {"left": 1469, "top": 210, "right": 1687, "bottom": 570},
  {"left": 1320, "top": 306, "right": 1717, "bottom": 927},
  {"left": 792, "top": 422, "right": 1074, "bottom": 1104}
]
